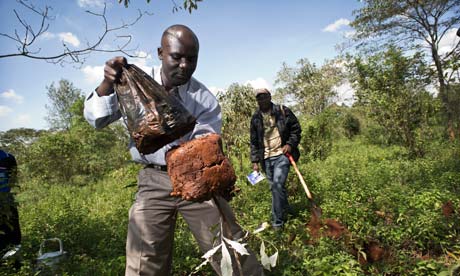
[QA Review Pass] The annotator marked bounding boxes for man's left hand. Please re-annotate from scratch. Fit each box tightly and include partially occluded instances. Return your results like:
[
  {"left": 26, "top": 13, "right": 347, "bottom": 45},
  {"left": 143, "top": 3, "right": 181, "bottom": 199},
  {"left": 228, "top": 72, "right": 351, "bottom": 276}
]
[{"left": 282, "top": 144, "right": 292, "bottom": 154}]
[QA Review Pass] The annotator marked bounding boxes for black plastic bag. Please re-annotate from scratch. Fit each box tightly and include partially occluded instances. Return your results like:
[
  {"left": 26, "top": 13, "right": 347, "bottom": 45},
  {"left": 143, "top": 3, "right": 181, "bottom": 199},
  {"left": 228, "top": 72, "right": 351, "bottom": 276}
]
[{"left": 114, "top": 64, "right": 196, "bottom": 154}]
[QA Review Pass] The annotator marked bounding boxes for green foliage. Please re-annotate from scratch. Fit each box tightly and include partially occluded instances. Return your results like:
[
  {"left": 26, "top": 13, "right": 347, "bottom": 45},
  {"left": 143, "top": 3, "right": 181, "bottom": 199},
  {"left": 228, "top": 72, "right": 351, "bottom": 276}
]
[
  {"left": 0, "top": 128, "right": 46, "bottom": 163},
  {"left": 3, "top": 55, "right": 459, "bottom": 275},
  {"left": 350, "top": 0, "right": 460, "bottom": 87},
  {"left": 218, "top": 83, "right": 257, "bottom": 171},
  {"left": 342, "top": 112, "right": 360, "bottom": 139},
  {"left": 445, "top": 84, "right": 460, "bottom": 140},
  {"left": 349, "top": 47, "right": 436, "bottom": 156},
  {"left": 119, "top": 0, "right": 203, "bottom": 13},
  {"left": 0, "top": 170, "right": 136, "bottom": 275},
  {"left": 2, "top": 134, "right": 459, "bottom": 275},
  {"left": 303, "top": 245, "right": 364, "bottom": 276},
  {"left": 45, "top": 79, "right": 83, "bottom": 131},
  {"left": 306, "top": 138, "right": 459, "bottom": 271},
  {"left": 20, "top": 98, "right": 129, "bottom": 185},
  {"left": 350, "top": 0, "right": 460, "bottom": 139},
  {"left": 350, "top": 0, "right": 460, "bottom": 50},
  {"left": 119, "top": 0, "right": 151, "bottom": 7},
  {"left": 275, "top": 58, "right": 344, "bottom": 115},
  {"left": 300, "top": 110, "right": 337, "bottom": 161},
  {"left": 23, "top": 125, "right": 128, "bottom": 185},
  {"left": 24, "top": 131, "right": 84, "bottom": 185}
]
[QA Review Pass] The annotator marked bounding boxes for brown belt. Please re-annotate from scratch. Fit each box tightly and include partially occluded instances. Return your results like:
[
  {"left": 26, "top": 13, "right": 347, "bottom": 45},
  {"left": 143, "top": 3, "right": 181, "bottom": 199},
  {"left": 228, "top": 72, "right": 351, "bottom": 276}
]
[{"left": 145, "top": 164, "right": 168, "bottom": 171}]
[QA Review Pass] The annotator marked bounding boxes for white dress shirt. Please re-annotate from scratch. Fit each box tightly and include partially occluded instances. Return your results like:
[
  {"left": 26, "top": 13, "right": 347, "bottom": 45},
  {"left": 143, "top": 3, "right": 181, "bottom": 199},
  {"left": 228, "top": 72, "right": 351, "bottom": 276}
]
[{"left": 83, "top": 66, "right": 222, "bottom": 165}]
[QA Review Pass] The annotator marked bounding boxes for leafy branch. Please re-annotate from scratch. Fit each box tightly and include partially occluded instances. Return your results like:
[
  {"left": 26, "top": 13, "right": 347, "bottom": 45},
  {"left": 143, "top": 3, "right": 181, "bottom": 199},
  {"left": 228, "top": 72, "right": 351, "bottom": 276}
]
[
  {"left": 189, "top": 215, "right": 278, "bottom": 275},
  {"left": 119, "top": 0, "right": 203, "bottom": 13}
]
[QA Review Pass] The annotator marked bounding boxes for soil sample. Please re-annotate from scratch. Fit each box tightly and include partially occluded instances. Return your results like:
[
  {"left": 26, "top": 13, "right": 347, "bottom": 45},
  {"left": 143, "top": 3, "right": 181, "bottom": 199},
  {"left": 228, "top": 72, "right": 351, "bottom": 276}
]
[
  {"left": 166, "top": 133, "right": 236, "bottom": 202},
  {"left": 115, "top": 64, "right": 196, "bottom": 154}
]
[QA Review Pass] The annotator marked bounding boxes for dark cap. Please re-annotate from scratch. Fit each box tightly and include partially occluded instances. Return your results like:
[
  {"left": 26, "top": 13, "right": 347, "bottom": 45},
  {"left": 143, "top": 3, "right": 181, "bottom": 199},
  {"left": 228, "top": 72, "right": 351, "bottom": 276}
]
[{"left": 255, "top": 88, "right": 271, "bottom": 97}]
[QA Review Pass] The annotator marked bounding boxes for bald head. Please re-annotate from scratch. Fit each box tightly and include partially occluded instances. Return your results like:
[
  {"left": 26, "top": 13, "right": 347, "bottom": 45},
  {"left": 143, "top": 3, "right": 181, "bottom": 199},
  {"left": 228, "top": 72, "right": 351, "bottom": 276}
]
[
  {"left": 158, "top": 25, "right": 200, "bottom": 90},
  {"left": 161, "top": 24, "right": 199, "bottom": 51}
]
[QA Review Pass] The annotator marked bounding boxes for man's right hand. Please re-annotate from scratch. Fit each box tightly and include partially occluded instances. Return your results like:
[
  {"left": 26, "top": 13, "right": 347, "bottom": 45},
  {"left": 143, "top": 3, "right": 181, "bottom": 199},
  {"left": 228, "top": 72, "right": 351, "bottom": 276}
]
[
  {"left": 96, "top": 56, "right": 127, "bottom": 96},
  {"left": 252, "top": 162, "right": 259, "bottom": 172}
]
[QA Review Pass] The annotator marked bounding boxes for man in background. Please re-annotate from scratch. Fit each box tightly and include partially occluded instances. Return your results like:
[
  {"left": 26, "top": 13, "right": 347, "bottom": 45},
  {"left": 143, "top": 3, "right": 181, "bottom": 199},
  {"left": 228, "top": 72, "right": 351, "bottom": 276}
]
[{"left": 250, "top": 88, "right": 301, "bottom": 231}]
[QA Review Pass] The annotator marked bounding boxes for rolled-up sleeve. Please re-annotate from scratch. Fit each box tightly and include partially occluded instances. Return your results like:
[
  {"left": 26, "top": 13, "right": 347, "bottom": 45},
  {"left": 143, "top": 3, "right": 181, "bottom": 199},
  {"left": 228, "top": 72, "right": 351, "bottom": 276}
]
[{"left": 83, "top": 90, "right": 122, "bottom": 129}]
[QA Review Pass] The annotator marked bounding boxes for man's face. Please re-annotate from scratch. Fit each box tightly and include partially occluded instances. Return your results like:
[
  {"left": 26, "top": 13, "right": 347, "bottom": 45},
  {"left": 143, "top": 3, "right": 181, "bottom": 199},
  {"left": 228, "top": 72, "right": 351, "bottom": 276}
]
[
  {"left": 158, "top": 34, "right": 199, "bottom": 89},
  {"left": 256, "top": 93, "right": 272, "bottom": 111}
]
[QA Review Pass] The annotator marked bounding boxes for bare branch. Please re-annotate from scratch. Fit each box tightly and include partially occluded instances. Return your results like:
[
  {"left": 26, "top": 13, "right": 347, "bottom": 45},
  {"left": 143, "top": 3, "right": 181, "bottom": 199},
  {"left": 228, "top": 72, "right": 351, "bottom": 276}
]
[{"left": 0, "top": 1, "right": 149, "bottom": 65}]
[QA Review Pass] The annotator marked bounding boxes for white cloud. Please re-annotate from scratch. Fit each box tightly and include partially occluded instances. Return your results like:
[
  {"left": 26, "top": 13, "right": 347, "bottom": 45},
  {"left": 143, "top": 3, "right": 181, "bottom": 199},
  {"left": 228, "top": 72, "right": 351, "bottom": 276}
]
[
  {"left": 208, "top": 86, "right": 224, "bottom": 95},
  {"left": 58, "top": 32, "right": 80, "bottom": 47},
  {"left": 131, "top": 52, "right": 155, "bottom": 75},
  {"left": 334, "top": 81, "right": 355, "bottom": 106},
  {"left": 0, "top": 106, "right": 13, "bottom": 117},
  {"left": 244, "top": 77, "right": 272, "bottom": 90},
  {"left": 438, "top": 28, "right": 460, "bottom": 55},
  {"left": 1, "top": 89, "right": 24, "bottom": 104},
  {"left": 323, "top": 18, "right": 350, "bottom": 33},
  {"left": 77, "top": 0, "right": 105, "bottom": 8},
  {"left": 134, "top": 51, "right": 151, "bottom": 59},
  {"left": 40, "top": 31, "right": 81, "bottom": 47},
  {"left": 41, "top": 31, "right": 56, "bottom": 40},
  {"left": 82, "top": 65, "right": 104, "bottom": 85},
  {"left": 14, "top": 114, "right": 32, "bottom": 125}
]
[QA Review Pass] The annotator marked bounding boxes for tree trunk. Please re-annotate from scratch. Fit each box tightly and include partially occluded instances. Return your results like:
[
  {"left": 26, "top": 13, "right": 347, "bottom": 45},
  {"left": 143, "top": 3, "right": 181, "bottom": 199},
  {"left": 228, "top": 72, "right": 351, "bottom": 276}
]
[{"left": 431, "top": 44, "right": 456, "bottom": 140}]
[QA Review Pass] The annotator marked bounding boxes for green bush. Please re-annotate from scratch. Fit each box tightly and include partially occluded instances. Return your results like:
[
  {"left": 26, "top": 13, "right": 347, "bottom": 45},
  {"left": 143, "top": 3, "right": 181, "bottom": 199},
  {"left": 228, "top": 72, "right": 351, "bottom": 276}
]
[
  {"left": 343, "top": 113, "right": 361, "bottom": 139},
  {"left": 300, "top": 111, "right": 335, "bottom": 161}
]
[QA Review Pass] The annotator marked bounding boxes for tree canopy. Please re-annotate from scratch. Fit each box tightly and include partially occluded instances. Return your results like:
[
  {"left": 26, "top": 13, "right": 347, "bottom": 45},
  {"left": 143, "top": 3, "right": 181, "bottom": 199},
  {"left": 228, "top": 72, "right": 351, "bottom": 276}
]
[
  {"left": 351, "top": 0, "right": 460, "bottom": 90},
  {"left": 276, "top": 58, "right": 344, "bottom": 116},
  {"left": 45, "top": 79, "right": 83, "bottom": 130},
  {"left": 349, "top": 46, "right": 436, "bottom": 156},
  {"left": 351, "top": 0, "right": 460, "bottom": 139}
]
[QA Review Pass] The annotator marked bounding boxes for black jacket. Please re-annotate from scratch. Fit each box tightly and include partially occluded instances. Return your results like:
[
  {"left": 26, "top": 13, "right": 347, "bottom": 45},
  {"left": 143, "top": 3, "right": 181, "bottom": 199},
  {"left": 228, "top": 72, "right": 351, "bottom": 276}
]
[{"left": 250, "top": 104, "right": 301, "bottom": 169}]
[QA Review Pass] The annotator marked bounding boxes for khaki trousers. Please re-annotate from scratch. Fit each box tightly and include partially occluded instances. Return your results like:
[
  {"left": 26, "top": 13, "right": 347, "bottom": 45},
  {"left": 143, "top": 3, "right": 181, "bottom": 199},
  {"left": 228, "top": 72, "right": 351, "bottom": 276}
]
[{"left": 125, "top": 167, "right": 264, "bottom": 276}]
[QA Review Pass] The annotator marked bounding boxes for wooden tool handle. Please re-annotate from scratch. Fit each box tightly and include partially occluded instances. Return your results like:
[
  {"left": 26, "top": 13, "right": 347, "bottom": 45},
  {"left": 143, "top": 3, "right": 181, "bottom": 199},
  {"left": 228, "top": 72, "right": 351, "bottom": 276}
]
[{"left": 286, "top": 153, "right": 313, "bottom": 199}]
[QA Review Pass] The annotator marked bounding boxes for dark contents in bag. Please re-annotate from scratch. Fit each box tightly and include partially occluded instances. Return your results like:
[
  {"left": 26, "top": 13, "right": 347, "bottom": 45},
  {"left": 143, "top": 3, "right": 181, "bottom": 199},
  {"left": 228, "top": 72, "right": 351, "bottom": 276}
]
[
  {"left": 166, "top": 134, "right": 237, "bottom": 202},
  {"left": 114, "top": 64, "right": 196, "bottom": 154}
]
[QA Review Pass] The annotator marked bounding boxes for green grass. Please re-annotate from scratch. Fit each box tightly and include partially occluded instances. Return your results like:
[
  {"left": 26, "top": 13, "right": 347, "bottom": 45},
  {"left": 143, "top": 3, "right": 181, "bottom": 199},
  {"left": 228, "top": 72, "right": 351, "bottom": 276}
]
[{"left": 2, "top": 138, "right": 459, "bottom": 275}]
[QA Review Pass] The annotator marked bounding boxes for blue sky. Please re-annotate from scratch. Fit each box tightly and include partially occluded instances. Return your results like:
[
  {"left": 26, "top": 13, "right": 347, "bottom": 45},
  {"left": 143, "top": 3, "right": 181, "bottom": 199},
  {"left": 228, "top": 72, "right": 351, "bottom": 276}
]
[{"left": 0, "top": 0, "right": 362, "bottom": 131}]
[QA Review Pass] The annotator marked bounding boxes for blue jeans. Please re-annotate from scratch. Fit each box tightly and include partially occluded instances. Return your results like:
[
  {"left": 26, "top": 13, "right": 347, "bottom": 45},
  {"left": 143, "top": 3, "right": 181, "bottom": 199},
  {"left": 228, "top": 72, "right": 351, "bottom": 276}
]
[{"left": 264, "top": 154, "right": 290, "bottom": 227}]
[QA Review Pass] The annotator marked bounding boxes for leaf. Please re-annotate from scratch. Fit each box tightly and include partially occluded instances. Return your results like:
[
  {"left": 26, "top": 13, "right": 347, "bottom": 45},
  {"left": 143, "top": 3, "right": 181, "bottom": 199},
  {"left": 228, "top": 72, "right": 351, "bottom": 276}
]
[
  {"left": 260, "top": 241, "right": 271, "bottom": 271},
  {"left": 269, "top": 251, "right": 278, "bottom": 268},
  {"left": 253, "top": 222, "right": 269, "bottom": 234},
  {"left": 223, "top": 237, "right": 249, "bottom": 256},
  {"left": 190, "top": 243, "right": 222, "bottom": 276},
  {"left": 220, "top": 242, "right": 233, "bottom": 276},
  {"left": 259, "top": 240, "right": 278, "bottom": 270},
  {"left": 188, "top": 259, "right": 209, "bottom": 276},
  {"left": 202, "top": 243, "right": 222, "bottom": 260}
]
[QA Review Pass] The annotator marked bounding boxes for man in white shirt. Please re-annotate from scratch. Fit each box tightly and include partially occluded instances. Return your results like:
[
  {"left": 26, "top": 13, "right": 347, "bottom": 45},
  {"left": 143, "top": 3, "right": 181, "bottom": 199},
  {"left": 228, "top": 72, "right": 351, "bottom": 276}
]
[{"left": 84, "top": 24, "right": 264, "bottom": 276}]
